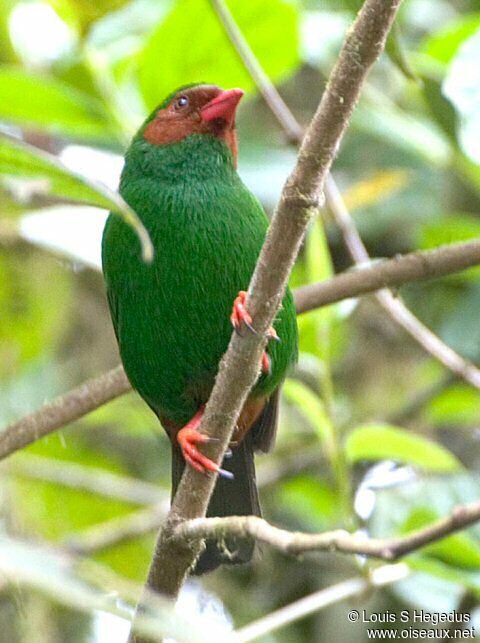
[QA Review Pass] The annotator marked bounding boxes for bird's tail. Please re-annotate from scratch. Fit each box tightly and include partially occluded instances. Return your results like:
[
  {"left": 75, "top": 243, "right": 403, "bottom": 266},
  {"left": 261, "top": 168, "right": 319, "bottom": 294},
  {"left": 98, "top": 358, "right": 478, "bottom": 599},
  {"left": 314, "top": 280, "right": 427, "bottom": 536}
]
[{"left": 171, "top": 430, "right": 260, "bottom": 575}]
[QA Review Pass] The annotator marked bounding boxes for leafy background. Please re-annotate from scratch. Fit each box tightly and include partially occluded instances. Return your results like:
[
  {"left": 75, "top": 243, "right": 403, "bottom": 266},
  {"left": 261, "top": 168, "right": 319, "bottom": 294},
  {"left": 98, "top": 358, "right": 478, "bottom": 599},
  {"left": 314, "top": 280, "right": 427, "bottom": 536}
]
[{"left": 2, "top": 0, "right": 480, "bottom": 641}]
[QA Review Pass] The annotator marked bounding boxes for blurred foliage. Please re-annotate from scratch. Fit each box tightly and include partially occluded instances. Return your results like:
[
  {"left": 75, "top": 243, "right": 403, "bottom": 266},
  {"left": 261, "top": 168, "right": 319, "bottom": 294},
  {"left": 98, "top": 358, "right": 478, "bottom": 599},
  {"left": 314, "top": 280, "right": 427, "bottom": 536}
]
[
  {"left": 0, "top": 65, "right": 113, "bottom": 140},
  {"left": 2, "top": 0, "right": 480, "bottom": 641},
  {"left": 139, "top": 0, "right": 300, "bottom": 109}
]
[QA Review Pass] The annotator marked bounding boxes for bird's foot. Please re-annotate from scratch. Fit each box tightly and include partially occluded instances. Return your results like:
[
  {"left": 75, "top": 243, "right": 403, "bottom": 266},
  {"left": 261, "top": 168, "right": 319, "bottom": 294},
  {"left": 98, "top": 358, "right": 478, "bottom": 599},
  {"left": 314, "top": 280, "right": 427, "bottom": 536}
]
[
  {"left": 230, "top": 291, "right": 256, "bottom": 335},
  {"left": 177, "top": 408, "right": 234, "bottom": 479},
  {"left": 230, "top": 290, "right": 280, "bottom": 375},
  {"left": 262, "top": 352, "right": 271, "bottom": 376}
]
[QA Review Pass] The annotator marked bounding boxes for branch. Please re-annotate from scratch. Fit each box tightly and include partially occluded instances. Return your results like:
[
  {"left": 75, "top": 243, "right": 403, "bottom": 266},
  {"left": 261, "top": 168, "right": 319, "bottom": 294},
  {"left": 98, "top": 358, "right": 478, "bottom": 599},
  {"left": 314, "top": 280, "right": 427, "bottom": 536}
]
[
  {"left": 295, "top": 238, "right": 480, "bottom": 313},
  {"left": 2, "top": 0, "right": 473, "bottom": 484},
  {"left": 2, "top": 238, "right": 480, "bottom": 463},
  {"left": 210, "top": 0, "right": 480, "bottom": 390},
  {"left": 64, "top": 446, "right": 323, "bottom": 555},
  {"left": 133, "top": 0, "right": 403, "bottom": 618},
  {"left": 0, "top": 365, "right": 130, "bottom": 460},
  {"left": 325, "top": 176, "right": 480, "bottom": 389},
  {"left": 209, "top": 0, "right": 303, "bottom": 144},
  {"left": 235, "top": 563, "right": 409, "bottom": 642},
  {"left": 175, "top": 498, "right": 480, "bottom": 561}
]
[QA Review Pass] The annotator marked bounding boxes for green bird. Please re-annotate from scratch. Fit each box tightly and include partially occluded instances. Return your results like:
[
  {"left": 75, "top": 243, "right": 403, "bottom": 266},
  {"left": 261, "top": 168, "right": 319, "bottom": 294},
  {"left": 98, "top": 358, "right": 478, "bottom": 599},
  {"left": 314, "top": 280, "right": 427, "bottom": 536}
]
[{"left": 101, "top": 84, "right": 298, "bottom": 574}]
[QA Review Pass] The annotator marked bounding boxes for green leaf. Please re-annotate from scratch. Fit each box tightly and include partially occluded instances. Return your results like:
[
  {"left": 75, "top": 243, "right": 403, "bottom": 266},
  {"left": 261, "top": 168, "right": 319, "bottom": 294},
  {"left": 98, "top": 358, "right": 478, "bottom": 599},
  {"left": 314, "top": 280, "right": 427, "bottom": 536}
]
[
  {"left": 0, "top": 65, "right": 115, "bottom": 141},
  {"left": 353, "top": 99, "right": 451, "bottom": 167},
  {"left": 0, "top": 253, "right": 71, "bottom": 380},
  {"left": 138, "top": 0, "right": 300, "bottom": 109},
  {"left": 0, "top": 135, "right": 153, "bottom": 261},
  {"left": 369, "top": 475, "right": 480, "bottom": 609},
  {"left": 45, "top": 0, "right": 133, "bottom": 33},
  {"left": 438, "top": 283, "right": 480, "bottom": 362},
  {"left": 345, "top": 424, "right": 461, "bottom": 472},
  {"left": 305, "top": 217, "right": 333, "bottom": 285},
  {"left": 11, "top": 428, "right": 157, "bottom": 582},
  {"left": 416, "top": 214, "right": 480, "bottom": 282},
  {"left": 402, "top": 507, "right": 480, "bottom": 570},
  {"left": 283, "top": 378, "right": 335, "bottom": 454},
  {"left": 299, "top": 218, "right": 335, "bottom": 362},
  {"left": 420, "top": 13, "right": 480, "bottom": 67},
  {"left": 0, "top": 0, "right": 16, "bottom": 63},
  {"left": 421, "top": 75, "right": 458, "bottom": 144},
  {"left": 419, "top": 213, "right": 480, "bottom": 249},
  {"left": 425, "top": 385, "right": 480, "bottom": 427},
  {"left": 443, "top": 29, "right": 480, "bottom": 167},
  {"left": 455, "top": 152, "right": 480, "bottom": 198},
  {"left": 278, "top": 476, "right": 339, "bottom": 530},
  {"left": 407, "top": 556, "right": 480, "bottom": 599},
  {"left": 385, "top": 23, "right": 418, "bottom": 82}
]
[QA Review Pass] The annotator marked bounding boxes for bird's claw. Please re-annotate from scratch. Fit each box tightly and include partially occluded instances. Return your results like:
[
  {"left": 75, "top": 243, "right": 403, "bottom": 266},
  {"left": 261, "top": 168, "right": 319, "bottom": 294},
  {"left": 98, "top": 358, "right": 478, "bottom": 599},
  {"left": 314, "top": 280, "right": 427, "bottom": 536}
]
[
  {"left": 231, "top": 291, "right": 278, "bottom": 376},
  {"left": 177, "top": 426, "right": 233, "bottom": 479},
  {"left": 231, "top": 291, "right": 257, "bottom": 335},
  {"left": 266, "top": 327, "right": 280, "bottom": 343}
]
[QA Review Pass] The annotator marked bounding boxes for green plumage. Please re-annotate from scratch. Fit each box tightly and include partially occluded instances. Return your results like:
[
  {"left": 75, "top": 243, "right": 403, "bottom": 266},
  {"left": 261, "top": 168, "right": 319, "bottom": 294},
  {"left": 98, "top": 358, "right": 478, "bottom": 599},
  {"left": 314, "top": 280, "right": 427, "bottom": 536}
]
[{"left": 101, "top": 89, "right": 298, "bottom": 573}]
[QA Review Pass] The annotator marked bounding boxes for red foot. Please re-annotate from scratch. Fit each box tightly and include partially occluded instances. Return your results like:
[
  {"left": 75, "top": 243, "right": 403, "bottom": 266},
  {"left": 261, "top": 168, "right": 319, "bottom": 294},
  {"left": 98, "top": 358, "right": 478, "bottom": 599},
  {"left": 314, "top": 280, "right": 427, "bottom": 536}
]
[
  {"left": 177, "top": 408, "right": 233, "bottom": 479},
  {"left": 230, "top": 291, "right": 280, "bottom": 375},
  {"left": 262, "top": 352, "right": 271, "bottom": 375},
  {"left": 230, "top": 291, "right": 255, "bottom": 333}
]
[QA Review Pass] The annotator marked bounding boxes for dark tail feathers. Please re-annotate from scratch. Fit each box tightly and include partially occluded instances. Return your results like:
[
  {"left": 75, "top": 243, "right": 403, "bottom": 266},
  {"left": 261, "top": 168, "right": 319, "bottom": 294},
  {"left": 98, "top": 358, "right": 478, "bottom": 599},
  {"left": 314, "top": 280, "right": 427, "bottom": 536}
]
[
  {"left": 170, "top": 392, "right": 280, "bottom": 574},
  {"left": 171, "top": 430, "right": 260, "bottom": 575}
]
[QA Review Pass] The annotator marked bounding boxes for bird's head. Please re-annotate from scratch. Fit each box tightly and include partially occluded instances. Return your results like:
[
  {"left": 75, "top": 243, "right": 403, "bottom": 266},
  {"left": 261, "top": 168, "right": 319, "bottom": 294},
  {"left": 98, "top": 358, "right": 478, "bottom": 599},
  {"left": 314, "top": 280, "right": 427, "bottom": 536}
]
[{"left": 140, "top": 84, "right": 244, "bottom": 166}]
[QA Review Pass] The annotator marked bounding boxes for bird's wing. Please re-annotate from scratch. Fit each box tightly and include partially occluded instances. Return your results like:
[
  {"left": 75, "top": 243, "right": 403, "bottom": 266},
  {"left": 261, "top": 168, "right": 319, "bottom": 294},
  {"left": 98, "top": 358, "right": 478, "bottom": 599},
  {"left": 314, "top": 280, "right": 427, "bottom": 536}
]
[{"left": 251, "top": 389, "right": 280, "bottom": 453}]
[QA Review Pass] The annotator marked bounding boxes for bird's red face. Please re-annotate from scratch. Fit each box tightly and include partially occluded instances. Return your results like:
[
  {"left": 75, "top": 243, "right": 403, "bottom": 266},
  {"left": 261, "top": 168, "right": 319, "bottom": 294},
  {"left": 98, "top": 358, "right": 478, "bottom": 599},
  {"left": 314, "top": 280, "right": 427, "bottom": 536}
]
[{"left": 143, "top": 85, "right": 244, "bottom": 165}]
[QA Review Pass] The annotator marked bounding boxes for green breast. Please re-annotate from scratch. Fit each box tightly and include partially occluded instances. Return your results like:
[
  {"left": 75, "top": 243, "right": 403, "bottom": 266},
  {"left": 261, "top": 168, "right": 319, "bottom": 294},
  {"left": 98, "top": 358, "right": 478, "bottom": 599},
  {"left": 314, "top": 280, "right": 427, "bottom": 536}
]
[{"left": 102, "top": 135, "right": 297, "bottom": 426}]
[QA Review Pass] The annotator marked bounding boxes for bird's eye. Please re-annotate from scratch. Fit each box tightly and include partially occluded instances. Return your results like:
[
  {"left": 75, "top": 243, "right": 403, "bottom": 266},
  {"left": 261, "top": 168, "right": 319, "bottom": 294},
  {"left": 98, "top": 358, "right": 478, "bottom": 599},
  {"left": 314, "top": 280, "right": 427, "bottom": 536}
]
[{"left": 174, "top": 96, "right": 189, "bottom": 110}]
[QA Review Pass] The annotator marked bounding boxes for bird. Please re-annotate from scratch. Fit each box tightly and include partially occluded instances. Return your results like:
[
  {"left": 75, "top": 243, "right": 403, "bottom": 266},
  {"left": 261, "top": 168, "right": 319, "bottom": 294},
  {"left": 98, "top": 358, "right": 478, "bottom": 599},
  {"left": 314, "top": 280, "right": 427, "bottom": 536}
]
[{"left": 101, "top": 83, "right": 298, "bottom": 574}]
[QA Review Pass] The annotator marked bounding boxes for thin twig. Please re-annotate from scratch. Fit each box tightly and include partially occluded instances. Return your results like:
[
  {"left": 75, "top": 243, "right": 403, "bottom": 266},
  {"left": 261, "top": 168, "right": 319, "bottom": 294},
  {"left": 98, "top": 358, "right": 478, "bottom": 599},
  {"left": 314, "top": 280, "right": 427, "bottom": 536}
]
[
  {"left": 209, "top": 0, "right": 303, "bottom": 143},
  {"left": 3, "top": 238, "right": 479, "bottom": 463},
  {"left": 132, "top": 0, "right": 403, "bottom": 622},
  {"left": 235, "top": 564, "right": 409, "bottom": 642},
  {"left": 176, "top": 499, "right": 480, "bottom": 561},
  {"left": 0, "top": 534, "right": 223, "bottom": 643},
  {"left": 325, "top": 176, "right": 480, "bottom": 388},
  {"left": 4, "top": 453, "right": 164, "bottom": 505},
  {"left": 210, "top": 0, "right": 480, "bottom": 390},
  {"left": 64, "top": 446, "right": 323, "bottom": 555}
]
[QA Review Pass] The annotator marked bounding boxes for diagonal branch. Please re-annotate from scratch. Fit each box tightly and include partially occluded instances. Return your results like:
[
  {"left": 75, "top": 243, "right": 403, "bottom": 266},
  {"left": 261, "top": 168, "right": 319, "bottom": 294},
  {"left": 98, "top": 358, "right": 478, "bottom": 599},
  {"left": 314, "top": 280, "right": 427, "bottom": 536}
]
[
  {"left": 210, "top": 0, "right": 480, "bottom": 389},
  {"left": 64, "top": 447, "right": 323, "bottom": 555},
  {"left": 235, "top": 563, "right": 410, "bottom": 642},
  {"left": 130, "top": 1, "right": 404, "bottom": 626},
  {"left": 2, "top": 238, "right": 480, "bottom": 462},
  {"left": 325, "top": 177, "right": 480, "bottom": 388},
  {"left": 209, "top": 0, "right": 303, "bottom": 143},
  {"left": 175, "top": 498, "right": 480, "bottom": 562}
]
